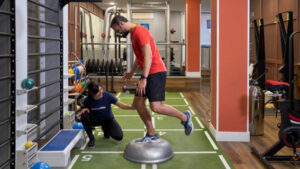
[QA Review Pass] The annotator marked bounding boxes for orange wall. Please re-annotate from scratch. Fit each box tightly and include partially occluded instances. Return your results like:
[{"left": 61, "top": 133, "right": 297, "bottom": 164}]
[
  {"left": 185, "top": 0, "right": 200, "bottom": 72},
  {"left": 211, "top": 0, "right": 217, "bottom": 128},
  {"left": 211, "top": 0, "right": 248, "bottom": 132},
  {"left": 218, "top": 0, "right": 248, "bottom": 132}
]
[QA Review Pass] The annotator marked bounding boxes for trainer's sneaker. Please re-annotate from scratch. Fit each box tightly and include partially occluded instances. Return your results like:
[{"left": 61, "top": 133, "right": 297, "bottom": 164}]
[
  {"left": 182, "top": 111, "right": 194, "bottom": 135},
  {"left": 135, "top": 133, "right": 160, "bottom": 143},
  {"left": 87, "top": 138, "right": 95, "bottom": 148},
  {"left": 104, "top": 133, "right": 110, "bottom": 139}
]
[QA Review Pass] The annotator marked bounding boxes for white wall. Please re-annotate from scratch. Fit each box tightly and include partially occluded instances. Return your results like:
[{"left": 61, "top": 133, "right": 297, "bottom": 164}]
[
  {"left": 81, "top": 8, "right": 104, "bottom": 60},
  {"left": 132, "top": 12, "right": 184, "bottom": 67}
]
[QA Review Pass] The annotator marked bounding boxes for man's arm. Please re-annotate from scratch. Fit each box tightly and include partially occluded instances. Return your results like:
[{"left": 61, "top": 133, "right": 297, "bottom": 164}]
[
  {"left": 115, "top": 101, "right": 135, "bottom": 110},
  {"left": 136, "top": 43, "right": 152, "bottom": 96},
  {"left": 141, "top": 44, "right": 152, "bottom": 77},
  {"left": 122, "top": 59, "right": 139, "bottom": 81},
  {"left": 131, "top": 59, "right": 139, "bottom": 74}
]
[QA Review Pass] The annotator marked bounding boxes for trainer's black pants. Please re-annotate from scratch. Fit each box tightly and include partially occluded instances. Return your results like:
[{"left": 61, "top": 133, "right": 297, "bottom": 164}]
[{"left": 81, "top": 112, "right": 123, "bottom": 141}]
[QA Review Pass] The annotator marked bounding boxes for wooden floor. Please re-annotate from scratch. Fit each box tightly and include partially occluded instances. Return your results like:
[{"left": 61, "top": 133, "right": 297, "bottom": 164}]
[
  {"left": 103, "top": 76, "right": 300, "bottom": 169},
  {"left": 181, "top": 78, "right": 300, "bottom": 169},
  {"left": 110, "top": 76, "right": 300, "bottom": 169}
]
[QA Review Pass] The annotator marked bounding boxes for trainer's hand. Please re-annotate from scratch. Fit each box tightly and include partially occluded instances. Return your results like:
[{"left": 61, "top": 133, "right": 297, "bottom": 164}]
[
  {"left": 122, "top": 72, "right": 133, "bottom": 82},
  {"left": 136, "top": 79, "right": 147, "bottom": 96},
  {"left": 130, "top": 105, "right": 136, "bottom": 110},
  {"left": 78, "top": 108, "right": 89, "bottom": 116}
]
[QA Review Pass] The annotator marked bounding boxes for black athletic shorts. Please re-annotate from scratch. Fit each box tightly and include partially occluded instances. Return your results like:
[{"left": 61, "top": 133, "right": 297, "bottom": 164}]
[{"left": 135, "top": 71, "right": 166, "bottom": 102}]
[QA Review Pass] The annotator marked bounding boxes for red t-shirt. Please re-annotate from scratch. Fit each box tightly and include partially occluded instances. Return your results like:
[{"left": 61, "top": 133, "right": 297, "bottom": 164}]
[{"left": 131, "top": 25, "right": 166, "bottom": 75}]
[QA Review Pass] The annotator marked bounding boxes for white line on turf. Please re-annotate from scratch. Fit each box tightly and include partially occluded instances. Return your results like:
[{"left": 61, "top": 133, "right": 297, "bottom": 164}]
[
  {"left": 188, "top": 106, "right": 195, "bottom": 115},
  {"left": 68, "top": 155, "right": 79, "bottom": 169},
  {"left": 81, "top": 151, "right": 124, "bottom": 154},
  {"left": 122, "top": 129, "right": 145, "bottom": 132},
  {"left": 205, "top": 131, "right": 218, "bottom": 150},
  {"left": 120, "top": 97, "right": 182, "bottom": 99},
  {"left": 183, "top": 98, "right": 189, "bottom": 105},
  {"left": 180, "top": 92, "right": 184, "bottom": 98},
  {"left": 167, "top": 98, "right": 186, "bottom": 99},
  {"left": 219, "top": 155, "right": 231, "bottom": 169},
  {"left": 155, "top": 129, "right": 203, "bottom": 131},
  {"left": 81, "top": 151, "right": 217, "bottom": 154},
  {"left": 114, "top": 115, "right": 139, "bottom": 117},
  {"left": 96, "top": 128, "right": 203, "bottom": 132},
  {"left": 195, "top": 117, "right": 204, "bottom": 129},
  {"left": 152, "top": 164, "right": 157, "bottom": 169},
  {"left": 174, "top": 151, "right": 217, "bottom": 154},
  {"left": 141, "top": 164, "right": 146, "bottom": 169},
  {"left": 117, "top": 97, "right": 134, "bottom": 99}
]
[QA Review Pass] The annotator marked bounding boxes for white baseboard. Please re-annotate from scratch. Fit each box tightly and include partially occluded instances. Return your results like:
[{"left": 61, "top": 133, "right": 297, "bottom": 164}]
[
  {"left": 185, "top": 71, "right": 201, "bottom": 78},
  {"left": 209, "top": 123, "right": 250, "bottom": 142}
]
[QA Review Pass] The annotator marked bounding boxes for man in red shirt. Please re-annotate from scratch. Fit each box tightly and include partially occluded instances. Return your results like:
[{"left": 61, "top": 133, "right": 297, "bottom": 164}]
[{"left": 111, "top": 15, "right": 193, "bottom": 142}]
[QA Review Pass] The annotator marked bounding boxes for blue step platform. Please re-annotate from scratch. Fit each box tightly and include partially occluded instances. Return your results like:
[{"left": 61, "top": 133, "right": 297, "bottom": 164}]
[{"left": 37, "top": 129, "right": 85, "bottom": 168}]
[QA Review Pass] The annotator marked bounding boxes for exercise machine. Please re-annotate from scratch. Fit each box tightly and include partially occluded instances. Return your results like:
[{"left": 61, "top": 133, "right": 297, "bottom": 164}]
[{"left": 251, "top": 29, "right": 300, "bottom": 169}]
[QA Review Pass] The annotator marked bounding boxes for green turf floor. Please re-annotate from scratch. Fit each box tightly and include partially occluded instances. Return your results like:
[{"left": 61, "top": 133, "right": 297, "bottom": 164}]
[{"left": 71, "top": 92, "right": 234, "bottom": 169}]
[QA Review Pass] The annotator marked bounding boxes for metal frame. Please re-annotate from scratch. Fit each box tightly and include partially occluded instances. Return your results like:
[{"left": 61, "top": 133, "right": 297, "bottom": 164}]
[
  {"left": 81, "top": 42, "right": 186, "bottom": 46},
  {"left": 80, "top": 8, "right": 89, "bottom": 59},
  {"left": 60, "top": 26, "right": 64, "bottom": 129},
  {"left": 11, "top": 0, "right": 16, "bottom": 168},
  {"left": 28, "top": 52, "right": 63, "bottom": 57},
  {"left": 0, "top": 0, "right": 18, "bottom": 168},
  {"left": 87, "top": 10, "right": 95, "bottom": 59},
  {"left": 14, "top": 1, "right": 65, "bottom": 167},
  {"left": 28, "top": 17, "right": 60, "bottom": 27},
  {"left": 28, "top": 35, "right": 62, "bottom": 41},
  {"left": 0, "top": 54, "right": 14, "bottom": 58},
  {"left": 28, "top": 0, "right": 59, "bottom": 13},
  {"left": 33, "top": 106, "right": 62, "bottom": 126},
  {"left": 28, "top": 65, "right": 63, "bottom": 75}
]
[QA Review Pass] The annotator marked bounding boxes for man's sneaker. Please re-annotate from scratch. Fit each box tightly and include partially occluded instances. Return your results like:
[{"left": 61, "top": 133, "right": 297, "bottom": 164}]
[
  {"left": 182, "top": 111, "right": 194, "bottom": 135},
  {"left": 88, "top": 138, "right": 95, "bottom": 148},
  {"left": 135, "top": 133, "right": 160, "bottom": 143}
]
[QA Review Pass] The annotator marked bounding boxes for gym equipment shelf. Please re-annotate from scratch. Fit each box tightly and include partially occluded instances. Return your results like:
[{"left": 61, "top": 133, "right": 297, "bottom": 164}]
[
  {"left": 63, "top": 86, "right": 76, "bottom": 92},
  {"left": 64, "top": 98, "right": 75, "bottom": 106},
  {"left": 16, "top": 142, "right": 38, "bottom": 169},
  {"left": 16, "top": 86, "right": 38, "bottom": 95},
  {"left": 16, "top": 123, "right": 39, "bottom": 139},
  {"left": 16, "top": 105, "right": 38, "bottom": 115},
  {"left": 63, "top": 73, "right": 75, "bottom": 79},
  {"left": 63, "top": 111, "right": 75, "bottom": 129}
]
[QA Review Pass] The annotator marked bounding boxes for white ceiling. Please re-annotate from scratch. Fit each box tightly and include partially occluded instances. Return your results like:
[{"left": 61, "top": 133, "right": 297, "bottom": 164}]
[{"left": 95, "top": 0, "right": 185, "bottom": 12}]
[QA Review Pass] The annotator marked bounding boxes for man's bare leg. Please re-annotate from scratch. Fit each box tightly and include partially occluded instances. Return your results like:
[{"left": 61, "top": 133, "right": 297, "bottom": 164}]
[
  {"left": 133, "top": 96, "right": 155, "bottom": 135},
  {"left": 150, "top": 101, "right": 187, "bottom": 122}
]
